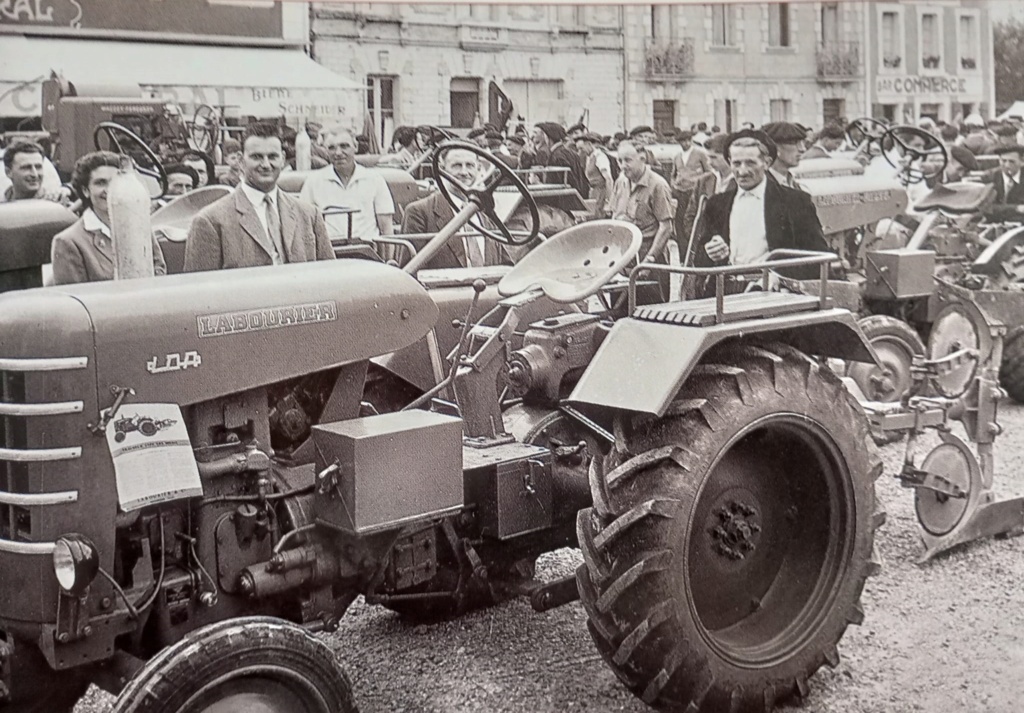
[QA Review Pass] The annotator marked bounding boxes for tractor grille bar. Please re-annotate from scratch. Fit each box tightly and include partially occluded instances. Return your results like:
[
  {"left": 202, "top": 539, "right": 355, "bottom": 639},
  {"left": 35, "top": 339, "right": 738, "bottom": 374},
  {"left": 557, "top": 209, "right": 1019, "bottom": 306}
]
[
  {"left": 0, "top": 401, "right": 84, "bottom": 416},
  {"left": 1, "top": 355, "right": 88, "bottom": 556}
]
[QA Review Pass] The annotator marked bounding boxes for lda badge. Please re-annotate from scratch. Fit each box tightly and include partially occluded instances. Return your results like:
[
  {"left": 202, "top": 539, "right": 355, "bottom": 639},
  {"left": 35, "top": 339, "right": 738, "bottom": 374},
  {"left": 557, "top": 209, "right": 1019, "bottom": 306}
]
[{"left": 147, "top": 351, "right": 202, "bottom": 374}]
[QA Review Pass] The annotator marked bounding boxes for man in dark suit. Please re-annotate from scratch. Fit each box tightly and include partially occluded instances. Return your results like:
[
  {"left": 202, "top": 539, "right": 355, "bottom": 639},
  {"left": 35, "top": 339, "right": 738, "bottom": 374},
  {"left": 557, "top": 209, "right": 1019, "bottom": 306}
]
[
  {"left": 693, "top": 129, "right": 828, "bottom": 283},
  {"left": 982, "top": 144, "right": 1024, "bottom": 222},
  {"left": 531, "top": 122, "right": 587, "bottom": 198},
  {"left": 184, "top": 122, "right": 333, "bottom": 272},
  {"left": 400, "top": 146, "right": 507, "bottom": 269}
]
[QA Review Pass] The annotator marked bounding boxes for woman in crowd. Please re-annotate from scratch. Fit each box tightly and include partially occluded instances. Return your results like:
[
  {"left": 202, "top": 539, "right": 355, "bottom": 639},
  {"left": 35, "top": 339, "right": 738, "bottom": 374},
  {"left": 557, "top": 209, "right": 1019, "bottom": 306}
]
[{"left": 51, "top": 151, "right": 167, "bottom": 285}]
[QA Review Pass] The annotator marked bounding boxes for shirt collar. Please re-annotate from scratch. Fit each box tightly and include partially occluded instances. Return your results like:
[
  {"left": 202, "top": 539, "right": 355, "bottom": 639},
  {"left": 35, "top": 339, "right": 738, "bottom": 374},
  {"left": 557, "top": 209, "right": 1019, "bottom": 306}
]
[
  {"left": 82, "top": 208, "right": 112, "bottom": 237},
  {"left": 738, "top": 177, "right": 768, "bottom": 199},
  {"left": 633, "top": 166, "right": 653, "bottom": 188},
  {"left": 329, "top": 163, "right": 364, "bottom": 186},
  {"left": 240, "top": 181, "right": 279, "bottom": 207},
  {"left": 1005, "top": 171, "right": 1021, "bottom": 184}
]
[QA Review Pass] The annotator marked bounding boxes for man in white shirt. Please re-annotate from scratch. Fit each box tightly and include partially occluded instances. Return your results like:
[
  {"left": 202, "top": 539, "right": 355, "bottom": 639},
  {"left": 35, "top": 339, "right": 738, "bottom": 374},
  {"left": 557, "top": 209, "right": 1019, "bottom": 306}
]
[
  {"left": 1, "top": 141, "right": 70, "bottom": 204},
  {"left": 693, "top": 129, "right": 829, "bottom": 286},
  {"left": 299, "top": 125, "right": 396, "bottom": 241}
]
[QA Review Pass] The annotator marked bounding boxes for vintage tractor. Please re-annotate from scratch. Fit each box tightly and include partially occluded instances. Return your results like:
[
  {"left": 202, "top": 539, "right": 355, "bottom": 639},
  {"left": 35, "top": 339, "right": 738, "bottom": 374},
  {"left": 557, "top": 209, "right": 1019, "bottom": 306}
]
[
  {"left": 793, "top": 123, "right": 1024, "bottom": 407},
  {"left": 0, "top": 142, "right": 883, "bottom": 713}
]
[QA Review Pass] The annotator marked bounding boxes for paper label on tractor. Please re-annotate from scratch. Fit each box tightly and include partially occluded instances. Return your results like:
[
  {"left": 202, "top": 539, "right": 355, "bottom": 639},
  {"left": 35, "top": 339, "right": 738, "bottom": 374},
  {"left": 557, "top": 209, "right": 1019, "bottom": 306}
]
[{"left": 104, "top": 403, "right": 203, "bottom": 511}]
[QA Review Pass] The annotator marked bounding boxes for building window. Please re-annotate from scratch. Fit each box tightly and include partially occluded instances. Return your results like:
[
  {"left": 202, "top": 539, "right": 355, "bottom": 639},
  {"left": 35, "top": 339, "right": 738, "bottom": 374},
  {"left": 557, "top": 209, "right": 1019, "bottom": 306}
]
[
  {"left": 469, "top": 4, "right": 496, "bottom": 21},
  {"left": 651, "top": 5, "right": 673, "bottom": 40},
  {"left": 921, "top": 11, "right": 941, "bottom": 70},
  {"left": 768, "top": 3, "right": 791, "bottom": 48},
  {"left": 823, "top": 98, "right": 846, "bottom": 125},
  {"left": 711, "top": 4, "right": 735, "bottom": 47},
  {"left": 959, "top": 13, "right": 979, "bottom": 70},
  {"left": 556, "top": 5, "right": 583, "bottom": 28},
  {"left": 821, "top": 3, "right": 839, "bottom": 48},
  {"left": 653, "top": 100, "right": 676, "bottom": 135},
  {"left": 873, "top": 103, "right": 897, "bottom": 122},
  {"left": 714, "top": 98, "right": 737, "bottom": 133},
  {"left": 881, "top": 9, "right": 902, "bottom": 70},
  {"left": 367, "top": 75, "right": 395, "bottom": 150},
  {"left": 769, "top": 99, "right": 792, "bottom": 122},
  {"left": 450, "top": 77, "right": 480, "bottom": 129},
  {"left": 919, "top": 103, "right": 940, "bottom": 121}
]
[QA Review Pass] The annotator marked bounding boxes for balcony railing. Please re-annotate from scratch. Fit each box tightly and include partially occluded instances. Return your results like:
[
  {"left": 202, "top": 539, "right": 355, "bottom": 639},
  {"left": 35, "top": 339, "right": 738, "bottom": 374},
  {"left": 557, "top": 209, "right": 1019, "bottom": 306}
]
[
  {"left": 644, "top": 38, "right": 695, "bottom": 80},
  {"left": 816, "top": 41, "right": 860, "bottom": 80}
]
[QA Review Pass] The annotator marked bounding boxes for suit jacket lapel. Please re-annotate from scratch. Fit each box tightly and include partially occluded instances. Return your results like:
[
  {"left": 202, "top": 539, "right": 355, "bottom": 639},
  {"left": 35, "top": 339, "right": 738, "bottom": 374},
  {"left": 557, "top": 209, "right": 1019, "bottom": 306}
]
[
  {"left": 764, "top": 179, "right": 786, "bottom": 251},
  {"left": 432, "top": 194, "right": 466, "bottom": 266},
  {"left": 235, "top": 189, "right": 276, "bottom": 260},
  {"left": 718, "top": 186, "right": 738, "bottom": 244},
  {"left": 278, "top": 192, "right": 300, "bottom": 261}
]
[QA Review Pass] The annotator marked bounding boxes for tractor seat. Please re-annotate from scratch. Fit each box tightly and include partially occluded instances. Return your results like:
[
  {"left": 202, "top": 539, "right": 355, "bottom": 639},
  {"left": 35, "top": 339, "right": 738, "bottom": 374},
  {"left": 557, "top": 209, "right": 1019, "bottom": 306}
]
[
  {"left": 913, "top": 182, "right": 995, "bottom": 215},
  {"left": 497, "top": 220, "right": 642, "bottom": 303}
]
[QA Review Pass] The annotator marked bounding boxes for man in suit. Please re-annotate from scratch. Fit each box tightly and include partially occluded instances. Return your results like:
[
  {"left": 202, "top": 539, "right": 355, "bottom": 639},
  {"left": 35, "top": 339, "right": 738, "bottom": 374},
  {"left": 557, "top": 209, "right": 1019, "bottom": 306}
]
[
  {"left": 693, "top": 129, "right": 828, "bottom": 285},
  {"left": 982, "top": 144, "right": 1024, "bottom": 222},
  {"left": 400, "top": 146, "right": 507, "bottom": 270},
  {"left": 184, "top": 122, "right": 333, "bottom": 272},
  {"left": 802, "top": 122, "right": 846, "bottom": 160},
  {"left": 670, "top": 129, "right": 711, "bottom": 255},
  {"left": 531, "top": 122, "right": 587, "bottom": 198},
  {"left": 762, "top": 122, "right": 806, "bottom": 190}
]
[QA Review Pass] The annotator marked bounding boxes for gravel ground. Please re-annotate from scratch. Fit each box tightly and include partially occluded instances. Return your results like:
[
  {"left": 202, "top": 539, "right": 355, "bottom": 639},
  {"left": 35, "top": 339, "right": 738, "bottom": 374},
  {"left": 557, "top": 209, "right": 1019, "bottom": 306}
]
[{"left": 75, "top": 400, "right": 1024, "bottom": 713}]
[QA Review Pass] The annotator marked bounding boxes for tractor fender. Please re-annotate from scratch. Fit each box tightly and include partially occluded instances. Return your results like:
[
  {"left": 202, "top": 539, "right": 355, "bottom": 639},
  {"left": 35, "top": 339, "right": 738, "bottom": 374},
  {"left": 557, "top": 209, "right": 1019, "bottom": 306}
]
[{"left": 567, "top": 310, "right": 877, "bottom": 417}]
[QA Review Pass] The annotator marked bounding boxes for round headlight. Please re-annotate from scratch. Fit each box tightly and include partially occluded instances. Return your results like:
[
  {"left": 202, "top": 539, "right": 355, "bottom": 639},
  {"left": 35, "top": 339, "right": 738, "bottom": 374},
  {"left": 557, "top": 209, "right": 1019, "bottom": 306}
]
[{"left": 52, "top": 534, "right": 99, "bottom": 595}]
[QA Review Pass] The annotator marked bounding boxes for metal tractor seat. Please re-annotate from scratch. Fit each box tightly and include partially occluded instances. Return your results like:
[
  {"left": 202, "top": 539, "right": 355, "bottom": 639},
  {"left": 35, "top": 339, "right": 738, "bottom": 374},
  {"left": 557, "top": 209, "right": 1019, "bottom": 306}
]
[
  {"left": 913, "top": 182, "right": 995, "bottom": 215},
  {"left": 497, "top": 220, "right": 642, "bottom": 303}
]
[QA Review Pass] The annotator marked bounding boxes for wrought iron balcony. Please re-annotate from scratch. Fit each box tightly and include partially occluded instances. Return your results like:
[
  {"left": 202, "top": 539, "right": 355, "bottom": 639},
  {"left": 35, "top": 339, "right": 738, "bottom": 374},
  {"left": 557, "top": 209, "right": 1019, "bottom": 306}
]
[
  {"left": 816, "top": 41, "right": 861, "bottom": 80},
  {"left": 644, "top": 38, "right": 695, "bottom": 80}
]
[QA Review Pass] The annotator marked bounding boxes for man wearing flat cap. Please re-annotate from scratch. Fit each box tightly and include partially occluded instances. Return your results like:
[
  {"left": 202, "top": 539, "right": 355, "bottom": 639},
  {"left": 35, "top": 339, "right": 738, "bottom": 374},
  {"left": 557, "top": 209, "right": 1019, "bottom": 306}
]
[
  {"left": 692, "top": 129, "right": 828, "bottom": 284},
  {"left": 531, "top": 122, "right": 587, "bottom": 197},
  {"left": 576, "top": 132, "right": 616, "bottom": 218},
  {"left": 762, "top": 121, "right": 806, "bottom": 189},
  {"left": 629, "top": 125, "right": 661, "bottom": 169},
  {"left": 670, "top": 129, "right": 712, "bottom": 255},
  {"left": 982, "top": 144, "right": 1024, "bottom": 221}
]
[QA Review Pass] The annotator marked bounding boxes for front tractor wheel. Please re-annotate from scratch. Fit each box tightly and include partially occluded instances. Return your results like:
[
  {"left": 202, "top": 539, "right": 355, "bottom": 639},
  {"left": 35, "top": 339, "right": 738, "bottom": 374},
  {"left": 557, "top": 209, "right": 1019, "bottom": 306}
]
[
  {"left": 846, "top": 315, "right": 924, "bottom": 403},
  {"left": 111, "top": 617, "right": 358, "bottom": 713},
  {"left": 577, "top": 343, "right": 882, "bottom": 713}
]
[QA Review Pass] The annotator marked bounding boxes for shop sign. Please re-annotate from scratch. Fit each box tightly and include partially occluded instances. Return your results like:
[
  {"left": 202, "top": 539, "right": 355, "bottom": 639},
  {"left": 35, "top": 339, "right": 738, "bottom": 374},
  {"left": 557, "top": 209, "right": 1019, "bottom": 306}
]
[
  {"left": 875, "top": 74, "right": 982, "bottom": 98},
  {"left": 145, "top": 85, "right": 360, "bottom": 124},
  {"left": 0, "top": 0, "right": 82, "bottom": 27}
]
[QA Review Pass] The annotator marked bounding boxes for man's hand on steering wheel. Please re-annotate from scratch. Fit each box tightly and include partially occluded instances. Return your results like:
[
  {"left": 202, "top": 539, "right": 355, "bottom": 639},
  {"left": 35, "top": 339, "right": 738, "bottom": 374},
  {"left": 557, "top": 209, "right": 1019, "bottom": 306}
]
[
  {"left": 93, "top": 121, "right": 169, "bottom": 198},
  {"left": 431, "top": 141, "right": 539, "bottom": 246}
]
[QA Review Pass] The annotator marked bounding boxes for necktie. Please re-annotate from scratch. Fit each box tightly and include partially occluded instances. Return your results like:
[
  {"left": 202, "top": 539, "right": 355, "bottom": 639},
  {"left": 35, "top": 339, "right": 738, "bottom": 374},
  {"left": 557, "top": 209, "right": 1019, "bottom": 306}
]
[
  {"left": 264, "top": 194, "right": 284, "bottom": 264},
  {"left": 465, "top": 235, "right": 485, "bottom": 267}
]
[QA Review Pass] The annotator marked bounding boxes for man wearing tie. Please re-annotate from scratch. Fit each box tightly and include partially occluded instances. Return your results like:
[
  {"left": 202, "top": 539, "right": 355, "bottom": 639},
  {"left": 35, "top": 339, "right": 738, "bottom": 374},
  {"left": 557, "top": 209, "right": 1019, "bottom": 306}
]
[
  {"left": 184, "top": 123, "right": 333, "bottom": 271},
  {"left": 400, "top": 146, "right": 508, "bottom": 269},
  {"left": 693, "top": 129, "right": 828, "bottom": 284},
  {"left": 982, "top": 144, "right": 1024, "bottom": 222}
]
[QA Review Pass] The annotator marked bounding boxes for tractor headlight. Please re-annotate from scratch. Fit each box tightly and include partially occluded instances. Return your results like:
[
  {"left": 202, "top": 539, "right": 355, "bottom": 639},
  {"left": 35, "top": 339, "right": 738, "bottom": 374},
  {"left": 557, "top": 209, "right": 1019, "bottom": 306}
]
[{"left": 52, "top": 534, "right": 99, "bottom": 595}]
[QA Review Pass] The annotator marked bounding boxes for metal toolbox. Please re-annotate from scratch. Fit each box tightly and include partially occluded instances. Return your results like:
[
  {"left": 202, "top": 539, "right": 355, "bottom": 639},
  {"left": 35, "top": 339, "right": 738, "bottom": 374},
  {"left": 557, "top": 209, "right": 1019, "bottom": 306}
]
[
  {"left": 312, "top": 411, "right": 463, "bottom": 534},
  {"left": 863, "top": 248, "right": 936, "bottom": 299},
  {"left": 463, "top": 442, "right": 553, "bottom": 540}
]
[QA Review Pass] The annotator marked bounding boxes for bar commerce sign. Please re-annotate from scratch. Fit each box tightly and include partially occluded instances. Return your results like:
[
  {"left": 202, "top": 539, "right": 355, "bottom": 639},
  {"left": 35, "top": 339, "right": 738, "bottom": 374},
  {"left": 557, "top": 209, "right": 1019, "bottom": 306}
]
[{"left": 875, "top": 74, "right": 982, "bottom": 98}]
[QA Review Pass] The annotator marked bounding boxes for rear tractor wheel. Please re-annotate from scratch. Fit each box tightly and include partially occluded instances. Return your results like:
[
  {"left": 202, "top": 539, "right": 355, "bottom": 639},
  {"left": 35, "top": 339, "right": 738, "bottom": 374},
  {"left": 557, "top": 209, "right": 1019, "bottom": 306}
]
[
  {"left": 577, "top": 342, "right": 882, "bottom": 713},
  {"left": 111, "top": 617, "right": 358, "bottom": 713}
]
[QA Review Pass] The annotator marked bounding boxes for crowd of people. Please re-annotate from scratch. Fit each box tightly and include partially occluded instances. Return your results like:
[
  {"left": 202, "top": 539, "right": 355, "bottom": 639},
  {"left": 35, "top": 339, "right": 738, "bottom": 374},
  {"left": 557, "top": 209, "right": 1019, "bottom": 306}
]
[{"left": 4, "top": 109, "right": 1024, "bottom": 296}]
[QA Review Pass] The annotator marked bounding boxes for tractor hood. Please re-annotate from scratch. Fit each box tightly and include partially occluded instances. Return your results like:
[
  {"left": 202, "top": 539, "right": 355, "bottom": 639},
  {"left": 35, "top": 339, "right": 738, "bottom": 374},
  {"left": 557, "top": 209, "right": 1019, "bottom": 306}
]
[{"left": 39, "top": 260, "right": 437, "bottom": 406}]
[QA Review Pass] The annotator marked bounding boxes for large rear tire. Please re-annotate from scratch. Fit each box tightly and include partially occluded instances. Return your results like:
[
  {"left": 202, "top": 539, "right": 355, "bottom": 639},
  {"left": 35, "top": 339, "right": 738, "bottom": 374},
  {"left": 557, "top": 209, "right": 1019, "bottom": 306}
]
[
  {"left": 111, "top": 617, "right": 357, "bottom": 713},
  {"left": 577, "top": 342, "right": 883, "bottom": 712},
  {"left": 1000, "top": 327, "right": 1024, "bottom": 403}
]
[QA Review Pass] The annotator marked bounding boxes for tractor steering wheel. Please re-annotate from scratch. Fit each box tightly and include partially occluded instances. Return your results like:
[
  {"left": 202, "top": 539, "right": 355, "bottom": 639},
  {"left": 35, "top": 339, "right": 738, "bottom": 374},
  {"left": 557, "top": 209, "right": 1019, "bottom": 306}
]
[
  {"left": 431, "top": 141, "right": 539, "bottom": 246},
  {"left": 93, "top": 121, "right": 169, "bottom": 198},
  {"left": 845, "top": 117, "right": 889, "bottom": 148},
  {"left": 880, "top": 125, "right": 948, "bottom": 185},
  {"left": 190, "top": 104, "right": 220, "bottom": 153}
]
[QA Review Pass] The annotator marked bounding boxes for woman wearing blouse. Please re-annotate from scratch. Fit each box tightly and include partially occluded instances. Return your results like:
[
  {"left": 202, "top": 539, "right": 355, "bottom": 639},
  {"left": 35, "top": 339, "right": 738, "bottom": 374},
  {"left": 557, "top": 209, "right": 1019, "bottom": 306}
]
[{"left": 51, "top": 151, "right": 167, "bottom": 285}]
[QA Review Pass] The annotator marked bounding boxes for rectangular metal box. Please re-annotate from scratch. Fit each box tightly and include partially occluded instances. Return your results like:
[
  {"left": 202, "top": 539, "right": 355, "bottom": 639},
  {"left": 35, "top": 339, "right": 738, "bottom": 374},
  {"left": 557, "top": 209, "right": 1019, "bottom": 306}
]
[
  {"left": 312, "top": 411, "right": 463, "bottom": 534},
  {"left": 464, "top": 442, "right": 552, "bottom": 540},
  {"left": 863, "top": 249, "right": 935, "bottom": 300}
]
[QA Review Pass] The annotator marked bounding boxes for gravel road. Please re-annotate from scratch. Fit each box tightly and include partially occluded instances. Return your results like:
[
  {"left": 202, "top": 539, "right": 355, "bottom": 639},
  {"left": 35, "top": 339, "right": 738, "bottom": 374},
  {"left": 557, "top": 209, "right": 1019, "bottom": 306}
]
[{"left": 76, "top": 400, "right": 1024, "bottom": 713}]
